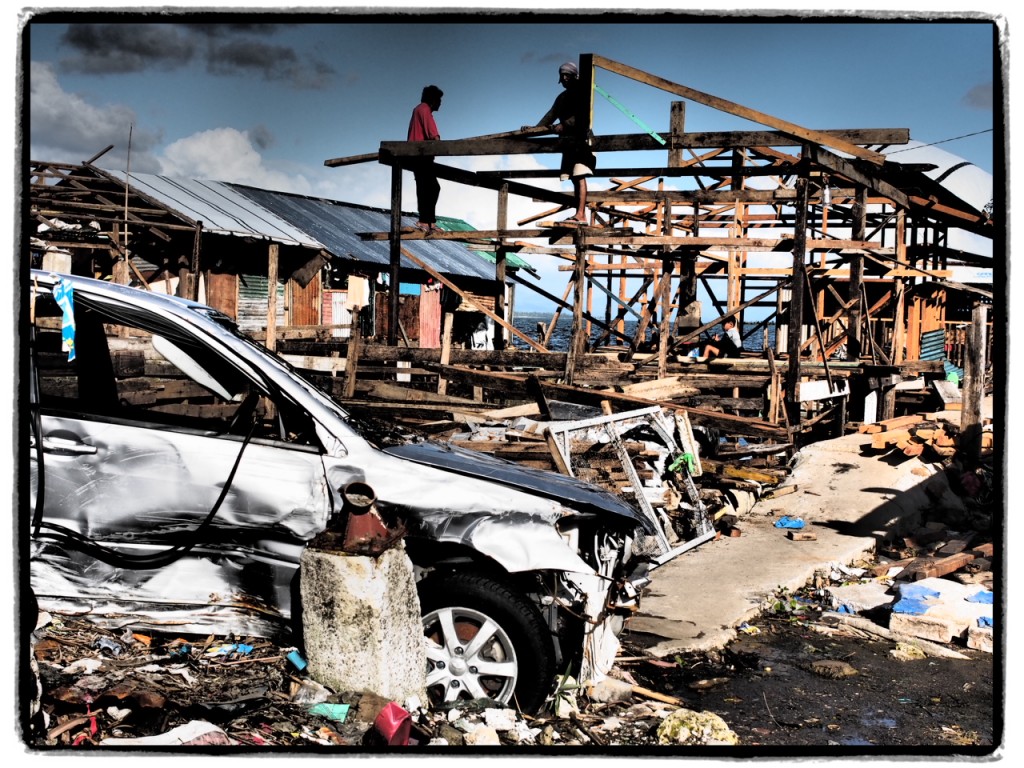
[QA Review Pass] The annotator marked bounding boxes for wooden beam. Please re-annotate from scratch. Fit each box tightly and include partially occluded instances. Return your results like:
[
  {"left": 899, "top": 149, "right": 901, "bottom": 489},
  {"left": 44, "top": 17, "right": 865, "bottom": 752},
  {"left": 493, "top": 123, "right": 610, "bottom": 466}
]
[
  {"left": 803, "top": 144, "right": 911, "bottom": 208},
  {"left": 266, "top": 243, "right": 279, "bottom": 353},
  {"left": 590, "top": 54, "right": 886, "bottom": 165},
  {"left": 374, "top": 127, "right": 908, "bottom": 159},
  {"left": 785, "top": 174, "right": 810, "bottom": 426},
  {"left": 398, "top": 246, "right": 548, "bottom": 353},
  {"left": 388, "top": 165, "right": 402, "bottom": 346}
]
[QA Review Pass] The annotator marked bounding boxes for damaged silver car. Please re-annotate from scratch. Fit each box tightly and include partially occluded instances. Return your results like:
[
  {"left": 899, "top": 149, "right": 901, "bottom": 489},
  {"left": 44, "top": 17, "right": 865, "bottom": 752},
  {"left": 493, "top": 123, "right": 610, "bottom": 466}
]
[{"left": 26, "top": 270, "right": 659, "bottom": 712}]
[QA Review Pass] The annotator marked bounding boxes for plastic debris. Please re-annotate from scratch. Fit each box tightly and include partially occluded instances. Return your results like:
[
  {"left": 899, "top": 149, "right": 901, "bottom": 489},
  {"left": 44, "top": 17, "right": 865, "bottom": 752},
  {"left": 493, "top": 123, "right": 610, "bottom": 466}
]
[
  {"left": 738, "top": 622, "right": 760, "bottom": 635},
  {"left": 369, "top": 701, "right": 412, "bottom": 746},
  {"left": 773, "top": 516, "right": 805, "bottom": 529},
  {"left": 168, "top": 643, "right": 192, "bottom": 658},
  {"left": 102, "top": 720, "right": 235, "bottom": 746},
  {"left": 978, "top": 616, "right": 993, "bottom": 628},
  {"left": 892, "top": 582, "right": 942, "bottom": 615},
  {"left": 286, "top": 650, "right": 308, "bottom": 673},
  {"left": 92, "top": 637, "right": 123, "bottom": 656},
  {"left": 308, "top": 703, "right": 350, "bottom": 722},
  {"left": 967, "top": 589, "right": 994, "bottom": 604}
]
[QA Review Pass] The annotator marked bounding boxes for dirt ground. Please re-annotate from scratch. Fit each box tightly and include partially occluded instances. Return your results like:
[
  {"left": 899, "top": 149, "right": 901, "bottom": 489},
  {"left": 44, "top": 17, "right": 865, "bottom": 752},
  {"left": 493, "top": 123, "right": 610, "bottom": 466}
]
[{"left": 616, "top": 609, "right": 999, "bottom": 753}]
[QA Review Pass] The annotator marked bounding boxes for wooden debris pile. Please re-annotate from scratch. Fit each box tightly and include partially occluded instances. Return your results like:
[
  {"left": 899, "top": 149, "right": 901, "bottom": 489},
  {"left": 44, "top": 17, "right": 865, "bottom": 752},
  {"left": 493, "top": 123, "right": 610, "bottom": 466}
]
[
  {"left": 872, "top": 525, "right": 994, "bottom": 586},
  {"left": 858, "top": 414, "right": 993, "bottom": 461}
]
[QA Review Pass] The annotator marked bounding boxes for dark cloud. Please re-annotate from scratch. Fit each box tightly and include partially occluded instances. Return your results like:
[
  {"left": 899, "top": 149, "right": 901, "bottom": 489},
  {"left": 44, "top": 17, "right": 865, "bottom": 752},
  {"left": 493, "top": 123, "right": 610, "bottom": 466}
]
[
  {"left": 55, "top": 23, "right": 333, "bottom": 89},
  {"left": 59, "top": 24, "right": 197, "bottom": 74},
  {"left": 248, "top": 124, "right": 274, "bottom": 151},
  {"left": 963, "top": 81, "right": 993, "bottom": 109},
  {"left": 188, "top": 24, "right": 281, "bottom": 39}
]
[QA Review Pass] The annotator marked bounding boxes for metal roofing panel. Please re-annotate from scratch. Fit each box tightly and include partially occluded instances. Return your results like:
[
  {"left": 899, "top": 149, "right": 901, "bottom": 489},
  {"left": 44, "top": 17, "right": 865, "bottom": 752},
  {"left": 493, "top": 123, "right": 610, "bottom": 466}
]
[
  {"left": 228, "top": 184, "right": 498, "bottom": 280},
  {"left": 108, "top": 172, "right": 324, "bottom": 249},
  {"left": 882, "top": 142, "right": 992, "bottom": 214}
]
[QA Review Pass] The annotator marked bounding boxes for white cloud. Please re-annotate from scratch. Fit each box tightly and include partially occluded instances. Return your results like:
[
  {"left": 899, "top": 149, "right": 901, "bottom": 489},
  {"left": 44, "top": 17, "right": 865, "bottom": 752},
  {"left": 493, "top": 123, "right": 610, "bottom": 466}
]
[
  {"left": 29, "top": 61, "right": 161, "bottom": 171},
  {"left": 158, "top": 127, "right": 315, "bottom": 194}
]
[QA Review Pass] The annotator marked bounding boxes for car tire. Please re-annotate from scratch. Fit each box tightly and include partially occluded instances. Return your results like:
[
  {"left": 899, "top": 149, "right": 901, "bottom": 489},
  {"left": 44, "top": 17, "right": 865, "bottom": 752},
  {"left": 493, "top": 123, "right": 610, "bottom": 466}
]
[{"left": 418, "top": 571, "right": 555, "bottom": 714}]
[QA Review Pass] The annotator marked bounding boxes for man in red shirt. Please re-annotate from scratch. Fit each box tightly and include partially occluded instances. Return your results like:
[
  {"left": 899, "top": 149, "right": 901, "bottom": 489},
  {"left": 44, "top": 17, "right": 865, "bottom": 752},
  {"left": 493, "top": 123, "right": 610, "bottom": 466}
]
[{"left": 407, "top": 85, "right": 444, "bottom": 233}]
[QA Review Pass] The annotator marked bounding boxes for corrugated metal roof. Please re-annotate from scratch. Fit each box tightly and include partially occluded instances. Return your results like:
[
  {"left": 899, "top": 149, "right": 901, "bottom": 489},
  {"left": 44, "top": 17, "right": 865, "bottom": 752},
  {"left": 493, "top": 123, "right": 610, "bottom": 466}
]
[
  {"left": 228, "top": 184, "right": 506, "bottom": 280},
  {"left": 108, "top": 172, "right": 322, "bottom": 248},
  {"left": 434, "top": 215, "right": 536, "bottom": 272}
]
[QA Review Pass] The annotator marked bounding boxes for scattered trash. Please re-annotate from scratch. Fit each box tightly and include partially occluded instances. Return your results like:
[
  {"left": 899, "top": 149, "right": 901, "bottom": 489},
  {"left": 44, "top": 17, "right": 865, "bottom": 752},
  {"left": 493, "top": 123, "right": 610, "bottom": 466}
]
[
  {"left": 368, "top": 701, "right": 412, "bottom": 746},
  {"left": 656, "top": 708, "right": 739, "bottom": 745},
  {"left": 103, "top": 720, "right": 235, "bottom": 746},
  {"left": 738, "top": 622, "right": 760, "bottom": 636},
  {"left": 774, "top": 516, "right": 805, "bottom": 529},
  {"left": 91, "top": 637, "right": 123, "bottom": 656},
  {"left": 309, "top": 703, "right": 351, "bottom": 722}
]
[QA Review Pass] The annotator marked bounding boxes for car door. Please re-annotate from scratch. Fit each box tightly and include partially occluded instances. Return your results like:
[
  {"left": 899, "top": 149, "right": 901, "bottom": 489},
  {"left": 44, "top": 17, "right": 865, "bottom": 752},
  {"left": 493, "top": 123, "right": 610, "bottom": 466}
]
[{"left": 27, "top": 279, "right": 333, "bottom": 633}]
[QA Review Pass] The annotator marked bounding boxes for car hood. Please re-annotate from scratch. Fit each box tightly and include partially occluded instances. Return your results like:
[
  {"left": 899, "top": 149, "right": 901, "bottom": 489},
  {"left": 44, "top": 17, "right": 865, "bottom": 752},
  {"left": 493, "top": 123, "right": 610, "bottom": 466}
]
[{"left": 382, "top": 441, "right": 655, "bottom": 534}]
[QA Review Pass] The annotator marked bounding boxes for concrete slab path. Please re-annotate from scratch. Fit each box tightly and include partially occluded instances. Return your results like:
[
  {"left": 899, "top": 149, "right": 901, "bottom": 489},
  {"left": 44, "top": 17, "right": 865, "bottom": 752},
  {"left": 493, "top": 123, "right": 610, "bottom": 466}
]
[{"left": 628, "top": 413, "right": 976, "bottom": 657}]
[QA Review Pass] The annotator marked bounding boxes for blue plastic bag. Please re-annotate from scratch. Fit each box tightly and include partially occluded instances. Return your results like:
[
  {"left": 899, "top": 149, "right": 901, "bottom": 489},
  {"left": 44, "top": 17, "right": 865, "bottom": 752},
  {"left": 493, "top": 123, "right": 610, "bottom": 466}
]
[{"left": 774, "top": 516, "right": 804, "bottom": 530}]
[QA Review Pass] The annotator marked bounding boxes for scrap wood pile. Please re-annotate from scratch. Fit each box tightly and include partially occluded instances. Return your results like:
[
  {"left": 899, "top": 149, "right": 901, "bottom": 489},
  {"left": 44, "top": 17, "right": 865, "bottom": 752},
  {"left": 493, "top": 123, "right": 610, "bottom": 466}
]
[
  {"left": 322, "top": 357, "right": 799, "bottom": 541},
  {"left": 858, "top": 413, "right": 994, "bottom": 461}
]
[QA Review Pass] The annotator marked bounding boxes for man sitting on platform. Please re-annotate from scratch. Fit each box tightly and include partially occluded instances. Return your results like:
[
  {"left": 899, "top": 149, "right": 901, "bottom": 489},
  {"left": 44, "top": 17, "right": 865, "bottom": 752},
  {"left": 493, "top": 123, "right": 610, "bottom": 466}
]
[{"left": 684, "top": 317, "right": 742, "bottom": 363}]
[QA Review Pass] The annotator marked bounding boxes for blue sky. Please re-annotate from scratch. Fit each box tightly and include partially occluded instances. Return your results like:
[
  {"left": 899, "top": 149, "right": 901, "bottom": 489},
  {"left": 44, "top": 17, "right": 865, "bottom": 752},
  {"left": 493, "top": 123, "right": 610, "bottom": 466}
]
[{"left": 19, "top": 11, "right": 1001, "bottom": 311}]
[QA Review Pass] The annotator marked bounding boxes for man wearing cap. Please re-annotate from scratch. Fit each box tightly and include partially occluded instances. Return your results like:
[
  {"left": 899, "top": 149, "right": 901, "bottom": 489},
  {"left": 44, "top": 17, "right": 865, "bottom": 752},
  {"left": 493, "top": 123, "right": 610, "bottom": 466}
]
[
  {"left": 407, "top": 85, "right": 444, "bottom": 233},
  {"left": 524, "top": 61, "right": 597, "bottom": 224}
]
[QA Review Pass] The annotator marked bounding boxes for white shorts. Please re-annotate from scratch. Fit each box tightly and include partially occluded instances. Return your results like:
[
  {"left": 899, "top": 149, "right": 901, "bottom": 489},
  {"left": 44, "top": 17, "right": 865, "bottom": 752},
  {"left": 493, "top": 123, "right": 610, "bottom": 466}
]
[{"left": 560, "top": 163, "right": 593, "bottom": 182}]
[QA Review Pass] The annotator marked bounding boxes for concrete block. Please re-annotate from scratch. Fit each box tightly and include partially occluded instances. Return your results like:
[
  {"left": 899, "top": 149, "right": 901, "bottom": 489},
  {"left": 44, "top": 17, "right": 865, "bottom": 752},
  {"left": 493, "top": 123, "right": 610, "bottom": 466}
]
[
  {"left": 829, "top": 581, "right": 895, "bottom": 614},
  {"left": 465, "top": 725, "right": 501, "bottom": 745},
  {"left": 299, "top": 543, "right": 426, "bottom": 703},
  {"left": 967, "top": 624, "right": 994, "bottom": 653},
  {"left": 888, "top": 577, "right": 993, "bottom": 645}
]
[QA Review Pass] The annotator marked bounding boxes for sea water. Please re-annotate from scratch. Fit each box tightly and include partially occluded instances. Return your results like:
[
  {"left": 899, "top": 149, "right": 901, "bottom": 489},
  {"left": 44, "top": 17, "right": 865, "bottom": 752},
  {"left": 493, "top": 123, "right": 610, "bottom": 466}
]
[{"left": 511, "top": 312, "right": 775, "bottom": 353}]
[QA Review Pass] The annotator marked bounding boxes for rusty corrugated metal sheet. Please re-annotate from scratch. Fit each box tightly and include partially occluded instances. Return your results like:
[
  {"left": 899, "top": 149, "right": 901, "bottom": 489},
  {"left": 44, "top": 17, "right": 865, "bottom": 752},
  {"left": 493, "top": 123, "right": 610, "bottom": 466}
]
[{"left": 229, "top": 184, "right": 504, "bottom": 280}]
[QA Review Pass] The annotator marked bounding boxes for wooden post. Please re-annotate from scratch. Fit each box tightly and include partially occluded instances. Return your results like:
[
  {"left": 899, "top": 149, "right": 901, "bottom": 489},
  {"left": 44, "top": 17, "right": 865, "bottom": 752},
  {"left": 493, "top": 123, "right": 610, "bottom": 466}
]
[
  {"left": 343, "top": 313, "right": 362, "bottom": 399},
  {"left": 657, "top": 260, "right": 671, "bottom": 378},
  {"left": 585, "top": 251, "right": 594, "bottom": 338},
  {"left": 189, "top": 220, "right": 202, "bottom": 301},
  {"left": 495, "top": 183, "right": 509, "bottom": 350},
  {"left": 265, "top": 243, "right": 279, "bottom": 353},
  {"left": 891, "top": 208, "right": 907, "bottom": 364},
  {"left": 436, "top": 312, "right": 454, "bottom": 395},
  {"left": 668, "top": 101, "right": 685, "bottom": 167},
  {"left": 961, "top": 302, "right": 988, "bottom": 464},
  {"left": 658, "top": 200, "right": 672, "bottom": 379},
  {"left": 785, "top": 171, "right": 809, "bottom": 430},
  {"left": 847, "top": 186, "right": 866, "bottom": 361},
  {"left": 388, "top": 164, "right": 403, "bottom": 346},
  {"left": 565, "top": 230, "right": 587, "bottom": 385}
]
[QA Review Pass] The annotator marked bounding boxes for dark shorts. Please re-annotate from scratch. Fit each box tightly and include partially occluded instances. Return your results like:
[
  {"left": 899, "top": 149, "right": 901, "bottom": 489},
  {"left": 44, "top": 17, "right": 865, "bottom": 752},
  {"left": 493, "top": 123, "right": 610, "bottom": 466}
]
[{"left": 560, "top": 147, "right": 597, "bottom": 180}]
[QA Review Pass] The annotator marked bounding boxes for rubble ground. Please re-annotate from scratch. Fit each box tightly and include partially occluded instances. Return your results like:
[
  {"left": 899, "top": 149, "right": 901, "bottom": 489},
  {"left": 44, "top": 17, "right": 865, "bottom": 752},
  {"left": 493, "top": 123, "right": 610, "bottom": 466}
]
[{"left": 25, "top": 554, "right": 998, "bottom": 754}]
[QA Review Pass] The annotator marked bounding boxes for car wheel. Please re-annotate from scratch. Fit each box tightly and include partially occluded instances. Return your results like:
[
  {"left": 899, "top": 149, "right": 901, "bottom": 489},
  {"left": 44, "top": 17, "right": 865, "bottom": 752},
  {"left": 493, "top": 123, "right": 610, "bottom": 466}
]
[{"left": 418, "top": 571, "right": 555, "bottom": 713}]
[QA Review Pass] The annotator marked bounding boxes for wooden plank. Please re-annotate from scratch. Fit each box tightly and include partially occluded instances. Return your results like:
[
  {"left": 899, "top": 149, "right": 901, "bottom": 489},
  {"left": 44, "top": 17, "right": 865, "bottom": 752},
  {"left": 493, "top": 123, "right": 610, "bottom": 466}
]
[
  {"left": 721, "top": 465, "right": 782, "bottom": 485},
  {"left": 788, "top": 531, "right": 817, "bottom": 541},
  {"left": 591, "top": 54, "right": 886, "bottom": 165},
  {"left": 545, "top": 431, "right": 572, "bottom": 476},
  {"left": 437, "top": 312, "right": 454, "bottom": 395},
  {"left": 400, "top": 246, "right": 547, "bottom": 353},
  {"left": 871, "top": 429, "right": 911, "bottom": 450},
  {"left": 897, "top": 544, "right": 992, "bottom": 581},
  {"left": 342, "top": 321, "right": 361, "bottom": 400}
]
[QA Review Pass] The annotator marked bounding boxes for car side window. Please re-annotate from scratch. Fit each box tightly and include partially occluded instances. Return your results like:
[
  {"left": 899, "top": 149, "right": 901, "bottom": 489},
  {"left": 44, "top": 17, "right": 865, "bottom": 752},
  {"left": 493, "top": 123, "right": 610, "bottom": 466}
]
[{"left": 31, "top": 289, "right": 317, "bottom": 446}]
